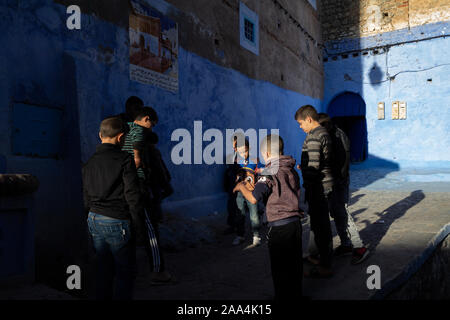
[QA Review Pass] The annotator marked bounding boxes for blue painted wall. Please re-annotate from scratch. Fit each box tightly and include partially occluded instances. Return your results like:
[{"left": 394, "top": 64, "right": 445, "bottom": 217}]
[
  {"left": 0, "top": 0, "right": 321, "bottom": 277},
  {"left": 323, "top": 21, "right": 450, "bottom": 169}
]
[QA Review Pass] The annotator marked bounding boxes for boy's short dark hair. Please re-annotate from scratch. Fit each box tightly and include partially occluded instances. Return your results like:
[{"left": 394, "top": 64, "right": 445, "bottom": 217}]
[
  {"left": 318, "top": 113, "right": 334, "bottom": 133},
  {"left": 100, "top": 117, "right": 124, "bottom": 138},
  {"left": 236, "top": 138, "right": 250, "bottom": 149},
  {"left": 295, "top": 105, "right": 319, "bottom": 121},
  {"left": 126, "top": 96, "right": 144, "bottom": 121},
  {"left": 134, "top": 106, "right": 159, "bottom": 122},
  {"left": 143, "top": 106, "right": 158, "bottom": 123},
  {"left": 318, "top": 113, "right": 331, "bottom": 123},
  {"left": 261, "top": 134, "right": 284, "bottom": 155}
]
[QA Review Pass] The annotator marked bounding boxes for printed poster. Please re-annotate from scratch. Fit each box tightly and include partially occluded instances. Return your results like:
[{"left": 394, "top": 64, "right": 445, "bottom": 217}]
[{"left": 129, "top": 1, "right": 179, "bottom": 92}]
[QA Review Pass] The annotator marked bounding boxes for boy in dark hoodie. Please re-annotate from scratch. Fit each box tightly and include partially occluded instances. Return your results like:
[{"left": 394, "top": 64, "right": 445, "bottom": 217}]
[{"left": 233, "top": 134, "right": 303, "bottom": 302}]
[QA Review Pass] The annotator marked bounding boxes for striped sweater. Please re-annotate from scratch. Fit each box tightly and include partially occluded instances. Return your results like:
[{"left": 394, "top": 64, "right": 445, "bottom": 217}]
[
  {"left": 300, "top": 125, "right": 334, "bottom": 193},
  {"left": 122, "top": 122, "right": 146, "bottom": 180}
]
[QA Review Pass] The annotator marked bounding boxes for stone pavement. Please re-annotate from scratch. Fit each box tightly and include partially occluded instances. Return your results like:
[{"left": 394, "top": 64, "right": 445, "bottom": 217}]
[
  {"left": 1, "top": 166, "right": 449, "bottom": 300},
  {"left": 303, "top": 188, "right": 450, "bottom": 299},
  {"left": 134, "top": 166, "right": 450, "bottom": 300}
]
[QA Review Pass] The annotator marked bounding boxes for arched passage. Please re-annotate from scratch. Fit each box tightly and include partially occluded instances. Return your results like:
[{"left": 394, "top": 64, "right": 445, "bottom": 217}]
[{"left": 327, "top": 92, "right": 368, "bottom": 163}]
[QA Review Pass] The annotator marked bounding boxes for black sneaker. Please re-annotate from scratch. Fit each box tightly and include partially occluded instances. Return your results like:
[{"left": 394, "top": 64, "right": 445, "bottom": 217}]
[
  {"left": 334, "top": 245, "right": 353, "bottom": 256},
  {"left": 351, "top": 247, "right": 370, "bottom": 265}
]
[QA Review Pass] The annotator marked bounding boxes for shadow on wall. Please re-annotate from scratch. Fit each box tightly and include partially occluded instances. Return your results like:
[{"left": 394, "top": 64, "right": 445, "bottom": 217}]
[{"left": 369, "top": 62, "right": 384, "bottom": 86}]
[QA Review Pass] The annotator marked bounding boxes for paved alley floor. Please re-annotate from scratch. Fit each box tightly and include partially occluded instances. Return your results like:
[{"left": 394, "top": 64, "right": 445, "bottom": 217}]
[
  {"left": 134, "top": 166, "right": 450, "bottom": 300},
  {"left": 1, "top": 166, "right": 449, "bottom": 300}
]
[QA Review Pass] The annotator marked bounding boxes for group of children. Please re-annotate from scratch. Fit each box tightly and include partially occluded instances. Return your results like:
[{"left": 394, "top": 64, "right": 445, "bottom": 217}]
[
  {"left": 226, "top": 105, "right": 370, "bottom": 301},
  {"left": 82, "top": 96, "right": 174, "bottom": 300},
  {"left": 82, "top": 100, "right": 369, "bottom": 301}
]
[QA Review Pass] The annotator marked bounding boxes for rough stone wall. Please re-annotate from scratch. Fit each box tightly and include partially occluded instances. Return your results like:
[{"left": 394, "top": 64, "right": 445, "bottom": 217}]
[
  {"left": 153, "top": 0, "right": 324, "bottom": 98},
  {"left": 320, "top": 0, "right": 450, "bottom": 42},
  {"left": 387, "top": 235, "right": 450, "bottom": 299}
]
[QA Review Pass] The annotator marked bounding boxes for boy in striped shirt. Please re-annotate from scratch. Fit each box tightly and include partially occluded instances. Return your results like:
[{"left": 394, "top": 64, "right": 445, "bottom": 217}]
[{"left": 295, "top": 105, "right": 334, "bottom": 278}]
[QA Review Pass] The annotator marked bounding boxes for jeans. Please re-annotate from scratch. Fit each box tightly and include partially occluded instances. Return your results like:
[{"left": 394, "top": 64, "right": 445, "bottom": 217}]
[
  {"left": 235, "top": 191, "right": 261, "bottom": 238},
  {"left": 87, "top": 212, "right": 135, "bottom": 300},
  {"left": 328, "top": 183, "right": 363, "bottom": 248}
]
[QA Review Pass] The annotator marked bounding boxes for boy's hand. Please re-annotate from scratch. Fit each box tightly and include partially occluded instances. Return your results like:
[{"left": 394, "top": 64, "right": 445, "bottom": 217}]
[
  {"left": 297, "top": 164, "right": 301, "bottom": 170},
  {"left": 233, "top": 182, "right": 245, "bottom": 193},
  {"left": 244, "top": 179, "right": 255, "bottom": 191},
  {"left": 134, "top": 157, "right": 142, "bottom": 168}
]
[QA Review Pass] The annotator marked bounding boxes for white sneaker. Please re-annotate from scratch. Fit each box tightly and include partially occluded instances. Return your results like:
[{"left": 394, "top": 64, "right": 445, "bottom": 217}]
[
  {"left": 244, "top": 236, "right": 262, "bottom": 250},
  {"left": 232, "top": 236, "right": 245, "bottom": 246},
  {"left": 252, "top": 236, "right": 262, "bottom": 246}
]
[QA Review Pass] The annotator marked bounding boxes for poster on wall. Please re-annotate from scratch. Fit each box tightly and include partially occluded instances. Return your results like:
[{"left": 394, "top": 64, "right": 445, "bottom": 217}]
[{"left": 129, "top": 1, "right": 179, "bottom": 93}]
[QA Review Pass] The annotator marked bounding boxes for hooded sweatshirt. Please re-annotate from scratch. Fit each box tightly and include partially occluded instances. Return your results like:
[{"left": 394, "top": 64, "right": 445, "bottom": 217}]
[{"left": 255, "top": 155, "right": 301, "bottom": 223}]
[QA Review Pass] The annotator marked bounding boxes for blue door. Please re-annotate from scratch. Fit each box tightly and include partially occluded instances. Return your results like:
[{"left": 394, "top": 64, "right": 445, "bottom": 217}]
[{"left": 327, "top": 92, "right": 368, "bottom": 162}]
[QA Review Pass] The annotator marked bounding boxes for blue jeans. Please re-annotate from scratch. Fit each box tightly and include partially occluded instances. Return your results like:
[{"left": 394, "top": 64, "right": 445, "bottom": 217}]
[
  {"left": 87, "top": 212, "right": 135, "bottom": 300},
  {"left": 236, "top": 192, "right": 261, "bottom": 238}
]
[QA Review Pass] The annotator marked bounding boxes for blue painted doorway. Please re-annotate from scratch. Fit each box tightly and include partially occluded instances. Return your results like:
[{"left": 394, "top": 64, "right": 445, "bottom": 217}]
[{"left": 327, "top": 92, "right": 368, "bottom": 163}]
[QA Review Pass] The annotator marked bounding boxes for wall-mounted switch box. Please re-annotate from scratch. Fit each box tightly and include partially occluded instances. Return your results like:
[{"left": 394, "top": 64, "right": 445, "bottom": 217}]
[
  {"left": 399, "top": 101, "right": 407, "bottom": 120},
  {"left": 392, "top": 101, "right": 399, "bottom": 120},
  {"left": 378, "top": 102, "right": 385, "bottom": 120}
]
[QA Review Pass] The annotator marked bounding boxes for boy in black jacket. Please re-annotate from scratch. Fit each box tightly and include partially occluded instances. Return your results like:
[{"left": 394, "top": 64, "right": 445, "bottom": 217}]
[
  {"left": 233, "top": 134, "right": 303, "bottom": 302},
  {"left": 83, "top": 117, "right": 145, "bottom": 300}
]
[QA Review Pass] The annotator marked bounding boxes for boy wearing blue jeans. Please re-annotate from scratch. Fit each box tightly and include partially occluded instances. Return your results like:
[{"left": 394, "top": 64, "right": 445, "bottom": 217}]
[
  {"left": 232, "top": 139, "right": 262, "bottom": 249},
  {"left": 83, "top": 117, "right": 145, "bottom": 300}
]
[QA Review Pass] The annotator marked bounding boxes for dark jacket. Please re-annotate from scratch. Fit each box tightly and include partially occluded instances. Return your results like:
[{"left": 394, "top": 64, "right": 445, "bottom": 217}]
[
  {"left": 331, "top": 127, "right": 350, "bottom": 184},
  {"left": 82, "top": 143, "right": 146, "bottom": 242},
  {"left": 141, "top": 130, "right": 173, "bottom": 197},
  {"left": 260, "top": 155, "right": 301, "bottom": 223}
]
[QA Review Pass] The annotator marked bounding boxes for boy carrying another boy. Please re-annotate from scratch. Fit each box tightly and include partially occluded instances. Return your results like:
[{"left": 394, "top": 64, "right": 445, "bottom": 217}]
[
  {"left": 82, "top": 117, "right": 145, "bottom": 300},
  {"left": 233, "top": 134, "right": 303, "bottom": 302},
  {"left": 122, "top": 108, "right": 173, "bottom": 284}
]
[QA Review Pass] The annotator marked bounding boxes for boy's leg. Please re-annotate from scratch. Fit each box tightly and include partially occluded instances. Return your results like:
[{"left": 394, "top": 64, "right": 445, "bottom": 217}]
[
  {"left": 88, "top": 213, "right": 135, "bottom": 300},
  {"left": 87, "top": 213, "right": 114, "bottom": 300},
  {"left": 106, "top": 220, "right": 135, "bottom": 300},
  {"left": 267, "top": 220, "right": 303, "bottom": 301},
  {"left": 226, "top": 191, "right": 238, "bottom": 231},
  {"left": 140, "top": 182, "right": 164, "bottom": 273},
  {"left": 144, "top": 209, "right": 163, "bottom": 273},
  {"left": 346, "top": 205, "right": 364, "bottom": 248},
  {"left": 330, "top": 183, "right": 365, "bottom": 249},
  {"left": 150, "top": 187, "right": 163, "bottom": 222},
  {"left": 247, "top": 200, "right": 261, "bottom": 236},
  {"left": 235, "top": 192, "right": 246, "bottom": 238},
  {"left": 329, "top": 186, "right": 352, "bottom": 248},
  {"left": 307, "top": 188, "right": 333, "bottom": 269},
  {"left": 147, "top": 205, "right": 166, "bottom": 273}
]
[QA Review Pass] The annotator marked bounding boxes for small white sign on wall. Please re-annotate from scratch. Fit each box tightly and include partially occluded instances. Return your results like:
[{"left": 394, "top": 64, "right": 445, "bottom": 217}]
[
  {"left": 378, "top": 102, "right": 385, "bottom": 120},
  {"left": 392, "top": 101, "right": 399, "bottom": 120},
  {"left": 399, "top": 102, "right": 407, "bottom": 120}
]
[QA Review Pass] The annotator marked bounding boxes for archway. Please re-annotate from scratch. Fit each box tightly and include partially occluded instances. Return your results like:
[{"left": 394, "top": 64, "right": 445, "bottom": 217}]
[{"left": 327, "top": 92, "right": 368, "bottom": 163}]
